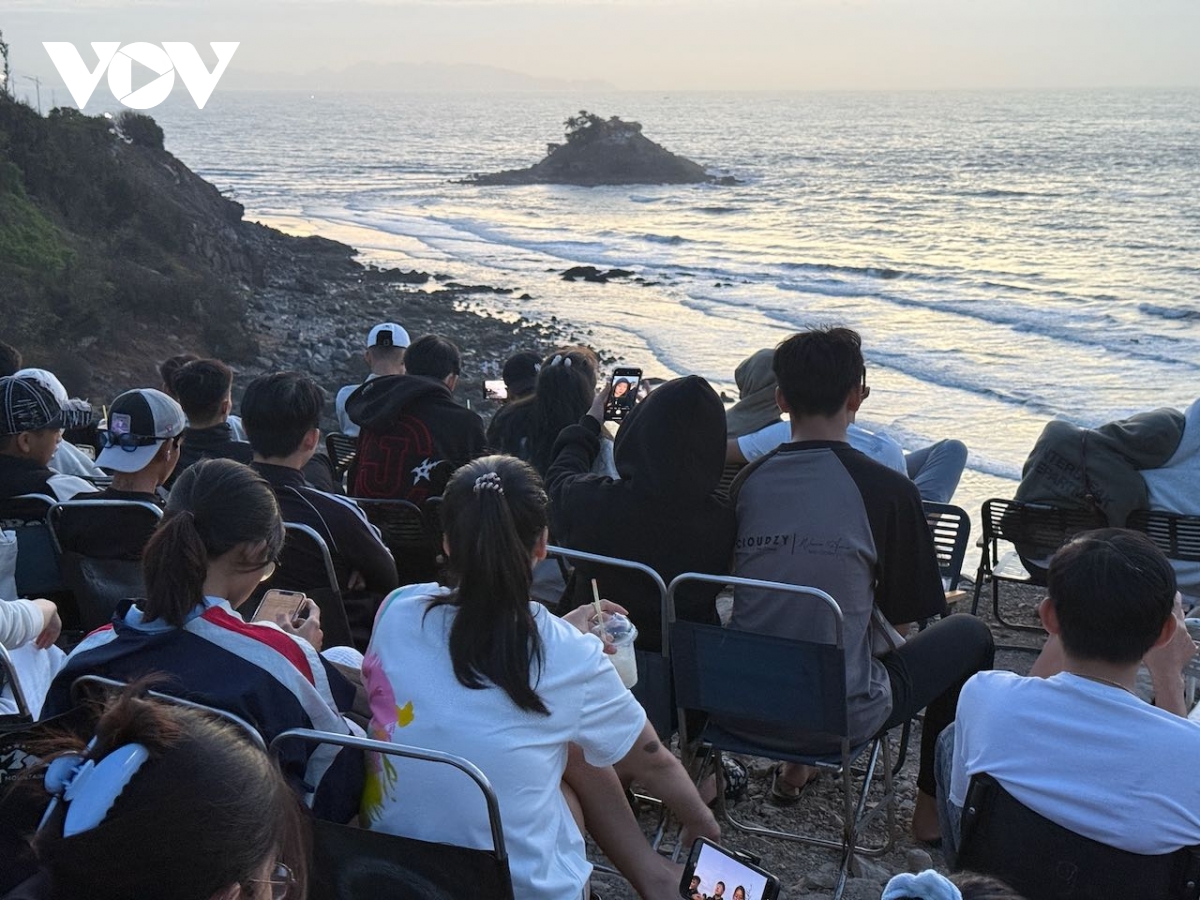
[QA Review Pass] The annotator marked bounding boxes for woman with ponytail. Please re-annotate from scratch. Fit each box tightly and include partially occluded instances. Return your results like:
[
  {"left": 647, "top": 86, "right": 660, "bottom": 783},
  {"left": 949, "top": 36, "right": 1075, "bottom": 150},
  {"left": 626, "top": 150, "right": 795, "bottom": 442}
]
[
  {"left": 41, "top": 458, "right": 362, "bottom": 821},
  {"left": 362, "top": 455, "right": 716, "bottom": 900}
]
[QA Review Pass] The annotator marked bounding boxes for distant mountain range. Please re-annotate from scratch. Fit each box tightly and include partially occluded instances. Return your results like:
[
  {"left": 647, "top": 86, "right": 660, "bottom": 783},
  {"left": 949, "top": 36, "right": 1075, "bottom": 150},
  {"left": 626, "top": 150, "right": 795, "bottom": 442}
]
[{"left": 223, "top": 61, "right": 615, "bottom": 93}]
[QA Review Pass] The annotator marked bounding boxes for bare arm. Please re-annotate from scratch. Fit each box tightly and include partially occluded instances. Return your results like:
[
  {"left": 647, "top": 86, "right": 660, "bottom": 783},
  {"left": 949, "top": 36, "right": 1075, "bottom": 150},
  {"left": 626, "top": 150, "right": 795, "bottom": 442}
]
[
  {"left": 613, "top": 720, "right": 720, "bottom": 845},
  {"left": 725, "top": 437, "right": 747, "bottom": 465},
  {"left": 1144, "top": 595, "right": 1198, "bottom": 718}
]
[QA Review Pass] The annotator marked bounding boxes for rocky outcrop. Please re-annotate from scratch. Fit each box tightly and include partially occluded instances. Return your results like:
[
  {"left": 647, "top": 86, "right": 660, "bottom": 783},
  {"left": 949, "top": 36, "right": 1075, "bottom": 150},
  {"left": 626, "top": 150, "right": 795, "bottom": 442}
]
[{"left": 468, "top": 112, "right": 737, "bottom": 187}]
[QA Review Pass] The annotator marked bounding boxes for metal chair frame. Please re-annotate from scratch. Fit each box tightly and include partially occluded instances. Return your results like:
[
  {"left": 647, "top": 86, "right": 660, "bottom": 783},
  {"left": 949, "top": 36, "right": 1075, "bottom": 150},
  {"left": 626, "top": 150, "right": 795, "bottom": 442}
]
[
  {"left": 70, "top": 674, "right": 268, "bottom": 751},
  {"left": 972, "top": 498, "right": 1106, "bottom": 632},
  {"left": 265, "top": 522, "right": 354, "bottom": 649},
  {"left": 1126, "top": 509, "right": 1200, "bottom": 563},
  {"left": 325, "top": 432, "right": 358, "bottom": 490},
  {"left": 2, "top": 493, "right": 64, "bottom": 596},
  {"left": 47, "top": 499, "right": 163, "bottom": 556},
  {"left": 270, "top": 728, "right": 514, "bottom": 900},
  {"left": 668, "top": 573, "right": 896, "bottom": 900}
]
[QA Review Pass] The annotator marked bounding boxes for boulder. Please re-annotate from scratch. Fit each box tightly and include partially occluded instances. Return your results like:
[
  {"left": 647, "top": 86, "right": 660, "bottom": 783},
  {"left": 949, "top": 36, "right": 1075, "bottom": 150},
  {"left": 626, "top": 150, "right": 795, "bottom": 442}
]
[{"left": 467, "top": 111, "right": 737, "bottom": 187}]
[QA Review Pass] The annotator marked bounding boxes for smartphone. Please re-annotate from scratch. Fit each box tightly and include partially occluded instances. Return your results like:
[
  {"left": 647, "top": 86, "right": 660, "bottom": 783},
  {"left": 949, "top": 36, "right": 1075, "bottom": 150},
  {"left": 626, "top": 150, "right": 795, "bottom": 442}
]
[
  {"left": 680, "top": 838, "right": 780, "bottom": 900},
  {"left": 253, "top": 589, "right": 307, "bottom": 625},
  {"left": 484, "top": 379, "right": 508, "bottom": 401},
  {"left": 604, "top": 368, "right": 643, "bottom": 422}
]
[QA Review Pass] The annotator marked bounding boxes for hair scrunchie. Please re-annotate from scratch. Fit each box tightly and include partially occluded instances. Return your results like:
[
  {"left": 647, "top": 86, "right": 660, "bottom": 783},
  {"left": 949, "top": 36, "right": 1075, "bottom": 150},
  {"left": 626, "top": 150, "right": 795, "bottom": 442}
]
[
  {"left": 473, "top": 472, "right": 505, "bottom": 495},
  {"left": 882, "top": 871, "right": 962, "bottom": 900}
]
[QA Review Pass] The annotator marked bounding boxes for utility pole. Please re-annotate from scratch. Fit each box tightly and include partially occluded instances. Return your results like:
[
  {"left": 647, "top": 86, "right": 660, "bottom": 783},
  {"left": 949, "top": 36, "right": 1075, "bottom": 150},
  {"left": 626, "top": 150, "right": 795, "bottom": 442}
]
[{"left": 20, "top": 74, "right": 42, "bottom": 115}]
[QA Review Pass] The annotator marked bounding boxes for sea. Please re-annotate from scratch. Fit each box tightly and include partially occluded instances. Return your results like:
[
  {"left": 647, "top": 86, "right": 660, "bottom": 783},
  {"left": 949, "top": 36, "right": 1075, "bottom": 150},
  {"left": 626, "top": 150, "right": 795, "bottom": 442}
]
[{"left": 138, "top": 89, "right": 1200, "bottom": 536}]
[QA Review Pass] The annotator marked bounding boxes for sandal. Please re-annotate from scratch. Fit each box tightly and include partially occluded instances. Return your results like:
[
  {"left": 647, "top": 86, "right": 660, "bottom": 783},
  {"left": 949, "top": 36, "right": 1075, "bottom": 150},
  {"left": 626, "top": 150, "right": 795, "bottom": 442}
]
[{"left": 769, "top": 763, "right": 817, "bottom": 805}]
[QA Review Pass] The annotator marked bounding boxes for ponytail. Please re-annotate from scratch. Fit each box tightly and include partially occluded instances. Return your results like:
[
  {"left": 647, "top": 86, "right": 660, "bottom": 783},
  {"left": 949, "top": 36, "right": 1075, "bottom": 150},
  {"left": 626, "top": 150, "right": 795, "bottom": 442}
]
[
  {"left": 432, "top": 455, "right": 550, "bottom": 715},
  {"left": 141, "top": 459, "right": 284, "bottom": 627}
]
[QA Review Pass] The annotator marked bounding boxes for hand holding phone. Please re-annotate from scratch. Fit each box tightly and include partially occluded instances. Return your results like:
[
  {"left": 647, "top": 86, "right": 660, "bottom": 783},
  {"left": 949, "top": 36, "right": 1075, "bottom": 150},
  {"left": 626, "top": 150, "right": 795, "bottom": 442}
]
[
  {"left": 604, "top": 368, "right": 643, "bottom": 422},
  {"left": 253, "top": 589, "right": 307, "bottom": 625}
]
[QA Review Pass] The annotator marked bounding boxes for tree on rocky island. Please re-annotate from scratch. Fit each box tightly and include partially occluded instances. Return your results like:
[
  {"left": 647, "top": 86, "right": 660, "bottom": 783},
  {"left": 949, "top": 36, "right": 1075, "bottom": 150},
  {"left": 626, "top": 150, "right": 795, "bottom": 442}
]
[{"left": 468, "top": 111, "right": 736, "bottom": 187}]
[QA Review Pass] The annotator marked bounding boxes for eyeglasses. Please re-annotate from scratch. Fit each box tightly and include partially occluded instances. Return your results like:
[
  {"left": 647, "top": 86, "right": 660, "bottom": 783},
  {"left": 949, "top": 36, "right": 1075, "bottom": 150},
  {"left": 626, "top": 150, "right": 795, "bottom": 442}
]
[
  {"left": 243, "top": 862, "right": 294, "bottom": 900},
  {"left": 97, "top": 429, "right": 169, "bottom": 452},
  {"left": 860, "top": 367, "right": 870, "bottom": 401},
  {"left": 258, "top": 560, "right": 278, "bottom": 583}
]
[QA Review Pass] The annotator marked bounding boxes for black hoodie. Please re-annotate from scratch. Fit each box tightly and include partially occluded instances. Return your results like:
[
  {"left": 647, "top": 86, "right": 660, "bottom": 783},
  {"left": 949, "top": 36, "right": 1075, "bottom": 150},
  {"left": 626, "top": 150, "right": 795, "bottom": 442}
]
[
  {"left": 545, "top": 375, "right": 737, "bottom": 651},
  {"left": 345, "top": 374, "right": 486, "bottom": 502}
]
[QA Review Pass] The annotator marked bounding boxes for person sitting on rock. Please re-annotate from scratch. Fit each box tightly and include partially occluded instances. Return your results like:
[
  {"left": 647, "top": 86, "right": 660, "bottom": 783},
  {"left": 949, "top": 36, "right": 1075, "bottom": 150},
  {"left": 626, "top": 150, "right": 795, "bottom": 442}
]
[
  {"left": 335, "top": 322, "right": 410, "bottom": 439},
  {"left": 241, "top": 372, "right": 398, "bottom": 647},
  {"left": 346, "top": 334, "right": 487, "bottom": 503},
  {"left": 168, "top": 358, "right": 252, "bottom": 487},
  {"left": 724, "top": 347, "right": 968, "bottom": 504},
  {"left": 0, "top": 377, "right": 97, "bottom": 503},
  {"left": 937, "top": 528, "right": 1200, "bottom": 867}
]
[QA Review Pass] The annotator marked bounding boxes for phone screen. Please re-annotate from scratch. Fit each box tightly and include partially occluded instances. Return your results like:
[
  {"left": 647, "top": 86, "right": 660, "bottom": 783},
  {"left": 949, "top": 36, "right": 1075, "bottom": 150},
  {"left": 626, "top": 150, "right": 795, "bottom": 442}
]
[
  {"left": 680, "top": 838, "right": 779, "bottom": 900},
  {"left": 484, "top": 379, "right": 508, "bottom": 401},
  {"left": 604, "top": 368, "right": 643, "bottom": 422},
  {"left": 253, "top": 590, "right": 307, "bottom": 624}
]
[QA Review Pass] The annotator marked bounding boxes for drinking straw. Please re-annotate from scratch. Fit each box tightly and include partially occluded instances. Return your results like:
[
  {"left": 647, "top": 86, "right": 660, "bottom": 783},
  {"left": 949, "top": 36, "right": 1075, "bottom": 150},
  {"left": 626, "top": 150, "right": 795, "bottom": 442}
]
[{"left": 591, "top": 578, "right": 608, "bottom": 642}]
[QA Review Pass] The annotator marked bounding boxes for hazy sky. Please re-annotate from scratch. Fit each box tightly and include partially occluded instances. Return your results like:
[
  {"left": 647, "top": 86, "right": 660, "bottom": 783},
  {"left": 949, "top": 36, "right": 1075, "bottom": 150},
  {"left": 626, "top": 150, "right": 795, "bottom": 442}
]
[{"left": 4, "top": 0, "right": 1199, "bottom": 92}]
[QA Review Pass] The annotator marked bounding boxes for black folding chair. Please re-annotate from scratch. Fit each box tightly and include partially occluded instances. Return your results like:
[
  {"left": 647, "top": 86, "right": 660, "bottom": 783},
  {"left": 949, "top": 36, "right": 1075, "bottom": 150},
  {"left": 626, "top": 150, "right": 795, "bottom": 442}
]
[
  {"left": 325, "top": 433, "right": 358, "bottom": 491},
  {"left": 972, "top": 498, "right": 1106, "bottom": 631},
  {"left": 354, "top": 498, "right": 442, "bottom": 586},
  {"left": 270, "top": 728, "right": 514, "bottom": 900},
  {"left": 957, "top": 772, "right": 1200, "bottom": 900},
  {"left": 1126, "top": 509, "right": 1200, "bottom": 564},
  {"left": 0, "top": 495, "right": 64, "bottom": 597},
  {"left": 48, "top": 500, "right": 163, "bottom": 631},
  {"left": 668, "top": 573, "right": 896, "bottom": 900},
  {"left": 0, "top": 644, "right": 32, "bottom": 725},
  {"left": 923, "top": 501, "right": 971, "bottom": 593}
]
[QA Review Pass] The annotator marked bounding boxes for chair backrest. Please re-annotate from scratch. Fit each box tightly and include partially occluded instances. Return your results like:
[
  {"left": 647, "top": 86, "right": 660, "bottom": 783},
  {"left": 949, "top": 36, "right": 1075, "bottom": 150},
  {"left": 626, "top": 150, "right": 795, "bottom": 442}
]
[
  {"left": 47, "top": 500, "right": 164, "bottom": 630},
  {"left": 923, "top": 501, "right": 971, "bottom": 591},
  {"left": 1126, "top": 510, "right": 1200, "bottom": 563},
  {"left": 69, "top": 674, "right": 267, "bottom": 751},
  {"left": 546, "top": 545, "right": 672, "bottom": 738},
  {"left": 48, "top": 499, "right": 163, "bottom": 558},
  {"left": 354, "top": 498, "right": 440, "bottom": 585},
  {"left": 957, "top": 772, "right": 1200, "bottom": 900},
  {"left": 326, "top": 433, "right": 358, "bottom": 489},
  {"left": 268, "top": 523, "right": 354, "bottom": 649},
  {"left": 981, "top": 498, "right": 1106, "bottom": 581},
  {"left": 666, "top": 573, "right": 849, "bottom": 746},
  {"left": 0, "top": 494, "right": 64, "bottom": 596},
  {"left": 270, "top": 728, "right": 514, "bottom": 900}
]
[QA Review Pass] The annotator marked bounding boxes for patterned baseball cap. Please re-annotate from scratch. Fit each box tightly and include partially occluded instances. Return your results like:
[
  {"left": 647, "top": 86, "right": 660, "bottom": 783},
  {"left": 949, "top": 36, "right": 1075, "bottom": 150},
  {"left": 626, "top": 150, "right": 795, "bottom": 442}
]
[
  {"left": 0, "top": 376, "right": 63, "bottom": 435},
  {"left": 96, "top": 388, "right": 186, "bottom": 474}
]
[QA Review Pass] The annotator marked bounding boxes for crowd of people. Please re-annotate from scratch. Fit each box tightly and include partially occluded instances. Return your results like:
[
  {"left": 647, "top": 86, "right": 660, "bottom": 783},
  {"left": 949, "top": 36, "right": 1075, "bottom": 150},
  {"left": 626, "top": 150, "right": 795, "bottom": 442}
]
[{"left": 1, "top": 322, "right": 1198, "bottom": 900}]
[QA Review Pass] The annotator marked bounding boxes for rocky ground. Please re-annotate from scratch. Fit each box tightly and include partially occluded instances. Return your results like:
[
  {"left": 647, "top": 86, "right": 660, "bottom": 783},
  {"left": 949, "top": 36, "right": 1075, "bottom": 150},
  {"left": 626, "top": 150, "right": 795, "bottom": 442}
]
[{"left": 591, "top": 582, "right": 1049, "bottom": 900}]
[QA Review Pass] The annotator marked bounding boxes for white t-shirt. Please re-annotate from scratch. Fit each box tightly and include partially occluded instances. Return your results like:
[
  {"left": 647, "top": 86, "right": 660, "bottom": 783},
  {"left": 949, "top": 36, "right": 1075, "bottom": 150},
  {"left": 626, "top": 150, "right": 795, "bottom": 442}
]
[
  {"left": 951, "top": 670, "right": 1200, "bottom": 854},
  {"left": 335, "top": 375, "right": 377, "bottom": 438},
  {"left": 361, "top": 584, "right": 646, "bottom": 900},
  {"left": 738, "top": 420, "right": 907, "bottom": 474}
]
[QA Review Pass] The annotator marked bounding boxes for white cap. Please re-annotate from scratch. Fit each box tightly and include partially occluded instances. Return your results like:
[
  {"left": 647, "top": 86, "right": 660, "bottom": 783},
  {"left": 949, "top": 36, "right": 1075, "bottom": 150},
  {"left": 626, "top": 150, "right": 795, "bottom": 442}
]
[
  {"left": 96, "top": 388, "right": 186, "bottom": 474},
  {"left": 367, "top": 323, "right": 410, "bottom": 350}
]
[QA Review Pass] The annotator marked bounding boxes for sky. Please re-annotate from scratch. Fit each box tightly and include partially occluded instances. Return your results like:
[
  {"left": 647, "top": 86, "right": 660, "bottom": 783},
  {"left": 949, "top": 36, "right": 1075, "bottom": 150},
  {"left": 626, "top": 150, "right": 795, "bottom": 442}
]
[{"left": 3, "top": 0, "right": 1199, "bottom": 93}]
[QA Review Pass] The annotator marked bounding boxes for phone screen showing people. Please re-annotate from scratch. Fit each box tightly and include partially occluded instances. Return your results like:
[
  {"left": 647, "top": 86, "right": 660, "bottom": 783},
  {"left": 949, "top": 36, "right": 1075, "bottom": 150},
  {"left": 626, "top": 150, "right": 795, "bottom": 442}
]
[
  {"left": 680, "top": 838, "right": 780, "bottom": 900},
  {"left": 604, "top": 368, "right": 643, "bottom": 422},
  {"left": 484, "top": 379, "right": 508, "bottom": 401}
]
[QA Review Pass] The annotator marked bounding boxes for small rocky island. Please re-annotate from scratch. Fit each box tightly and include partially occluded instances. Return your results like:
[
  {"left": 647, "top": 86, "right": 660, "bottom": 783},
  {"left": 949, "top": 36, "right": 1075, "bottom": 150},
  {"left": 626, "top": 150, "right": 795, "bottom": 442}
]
[{"left": 468, "top": 111, "right": 737, "bottom": 187}]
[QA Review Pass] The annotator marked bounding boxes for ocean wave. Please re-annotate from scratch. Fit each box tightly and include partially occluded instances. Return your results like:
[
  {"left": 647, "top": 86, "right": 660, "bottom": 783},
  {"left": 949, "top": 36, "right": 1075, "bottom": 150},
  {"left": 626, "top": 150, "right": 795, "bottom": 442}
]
[
  {"left": 695, "top": 206, "right": 741, "bottom": 215},
  {"left": 643, "top": 233, "right": 689, "bottom": 245},
  {"left": 780, "top": 261, "right": 911, "bottom": 281},
  {"left": 1139, "top": 302, "right": 1200, "bottom": 321}
]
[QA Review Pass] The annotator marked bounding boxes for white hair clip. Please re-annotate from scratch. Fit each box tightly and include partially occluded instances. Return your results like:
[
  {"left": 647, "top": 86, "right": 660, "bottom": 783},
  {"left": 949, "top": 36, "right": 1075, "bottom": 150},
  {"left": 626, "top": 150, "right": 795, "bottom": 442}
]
[
  {"left": 473, "top": 472, "right": 505, "bottom": 495},
  {"left": 550, "top": 355, "right": 572, "bottom": 368}
]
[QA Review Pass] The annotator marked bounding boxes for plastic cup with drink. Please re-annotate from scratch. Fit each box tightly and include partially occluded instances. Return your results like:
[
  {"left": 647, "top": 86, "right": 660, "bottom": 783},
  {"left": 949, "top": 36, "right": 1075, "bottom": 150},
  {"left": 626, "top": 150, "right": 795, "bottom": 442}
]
[{"left": 591, "top": 579, "right": 639, "bottom": 689}]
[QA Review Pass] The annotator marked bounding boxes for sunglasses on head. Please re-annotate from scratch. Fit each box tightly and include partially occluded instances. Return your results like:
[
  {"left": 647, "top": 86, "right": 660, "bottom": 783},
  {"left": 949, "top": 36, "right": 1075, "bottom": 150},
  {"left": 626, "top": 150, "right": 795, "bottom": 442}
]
[{"left": 98, "top": 430, "right": 169, "bottom": 452}]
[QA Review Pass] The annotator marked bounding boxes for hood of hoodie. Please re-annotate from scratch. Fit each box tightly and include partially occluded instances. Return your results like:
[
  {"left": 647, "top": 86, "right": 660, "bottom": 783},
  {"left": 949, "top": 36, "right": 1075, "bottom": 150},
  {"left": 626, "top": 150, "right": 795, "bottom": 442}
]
[
  {"left": 724, "top": 349, "right": 781, "bottom": 438},
  {"left": 613, "top": 375, "right": 726, "bottom": 499},
  {"left": 345, "top": 374, "right": 452, "bottom": 431}
]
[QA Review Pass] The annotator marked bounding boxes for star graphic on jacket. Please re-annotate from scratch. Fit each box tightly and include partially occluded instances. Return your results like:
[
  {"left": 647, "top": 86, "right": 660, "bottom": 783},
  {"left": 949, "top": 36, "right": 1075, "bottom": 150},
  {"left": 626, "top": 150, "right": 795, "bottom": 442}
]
[{"left": 411, "top": 458, "right": 438, "bottom": 484}]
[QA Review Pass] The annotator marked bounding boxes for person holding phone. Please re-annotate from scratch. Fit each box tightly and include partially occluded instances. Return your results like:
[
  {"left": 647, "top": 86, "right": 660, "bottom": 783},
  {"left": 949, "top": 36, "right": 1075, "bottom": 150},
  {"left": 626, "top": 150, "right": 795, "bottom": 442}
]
[
  {"left": 361, "top": 455, "right": 717, "bottom": 900},
  {"left": 42, "top": 458, "right": 363, "bottom": 821},
  {"left": 546, "top": 375, "right": 737, "bottom": 652}
]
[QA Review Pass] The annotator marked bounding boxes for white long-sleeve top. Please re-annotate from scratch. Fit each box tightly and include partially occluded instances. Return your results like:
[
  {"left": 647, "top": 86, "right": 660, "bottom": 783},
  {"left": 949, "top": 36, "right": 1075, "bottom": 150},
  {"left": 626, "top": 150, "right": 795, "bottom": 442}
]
[{"left": 0, "top": 598, "right": 44, "bottom": 649}]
